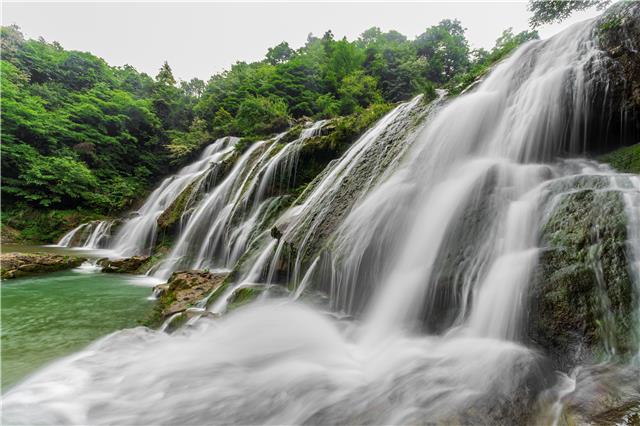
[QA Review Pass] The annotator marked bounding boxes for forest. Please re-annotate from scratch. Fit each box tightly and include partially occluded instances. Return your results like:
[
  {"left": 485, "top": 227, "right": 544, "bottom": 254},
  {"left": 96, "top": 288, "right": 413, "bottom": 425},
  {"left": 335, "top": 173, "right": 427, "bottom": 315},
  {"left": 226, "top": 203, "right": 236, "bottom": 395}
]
[{"left": 1, "top": 20, "right": 537, "bottom": 242}]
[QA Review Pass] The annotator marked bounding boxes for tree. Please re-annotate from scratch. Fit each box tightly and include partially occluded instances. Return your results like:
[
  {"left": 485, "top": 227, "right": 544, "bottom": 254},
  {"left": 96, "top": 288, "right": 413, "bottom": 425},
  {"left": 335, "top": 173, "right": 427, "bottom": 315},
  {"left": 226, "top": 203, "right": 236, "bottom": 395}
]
[
  {"left": 156, "top": 61, "right": 176, "bottom": 85},
  {"left": 414, "top": 19, "right": 470, "bottom": 84},
  {"left": 266, "top": 42, "right": 294, "bottom": 65},
  {"left": 528, "top": 0, "right": 611, "bottom": 27},
  {"left": 338, "top": 71, "right": 382, "bottom": 114},
  {"left": 235, "top": 96, "right": 290, "bottom": 136},
  {"left": 180, "top": 78, "right": 205, "bottom": 98}
]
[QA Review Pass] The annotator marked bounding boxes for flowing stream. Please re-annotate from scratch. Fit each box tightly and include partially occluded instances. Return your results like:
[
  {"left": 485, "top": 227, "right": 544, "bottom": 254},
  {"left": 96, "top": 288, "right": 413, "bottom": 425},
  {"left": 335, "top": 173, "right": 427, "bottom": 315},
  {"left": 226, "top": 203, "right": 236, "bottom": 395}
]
[{"left": 4, "top": 16, "right": 640, "bottom": 424}]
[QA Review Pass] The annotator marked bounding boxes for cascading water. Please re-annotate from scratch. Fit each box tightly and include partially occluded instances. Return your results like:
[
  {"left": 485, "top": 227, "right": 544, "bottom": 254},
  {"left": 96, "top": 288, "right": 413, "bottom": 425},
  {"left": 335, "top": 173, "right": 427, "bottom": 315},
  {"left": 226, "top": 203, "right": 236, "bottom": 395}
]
[
  {"left": 4, "top": 14, "right": 640, "bottom": 425},
  {"left": 154, "top": 120, "right": 329, "bottom": 278}
]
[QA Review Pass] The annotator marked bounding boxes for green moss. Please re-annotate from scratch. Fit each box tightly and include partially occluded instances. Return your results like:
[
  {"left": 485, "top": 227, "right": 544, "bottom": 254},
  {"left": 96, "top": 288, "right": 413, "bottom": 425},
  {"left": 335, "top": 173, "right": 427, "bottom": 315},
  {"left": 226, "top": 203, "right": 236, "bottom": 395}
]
[
  {"left": 227, "top": 287, "right": 260, "bottom": 311},
  {"left": 599, "top": 143, "right": 640, "bottom": 174}
]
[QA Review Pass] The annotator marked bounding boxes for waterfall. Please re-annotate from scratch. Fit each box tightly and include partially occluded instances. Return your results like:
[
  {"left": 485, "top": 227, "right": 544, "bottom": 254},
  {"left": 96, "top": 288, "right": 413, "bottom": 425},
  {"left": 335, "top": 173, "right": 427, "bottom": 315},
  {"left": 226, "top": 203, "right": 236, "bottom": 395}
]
[
  {"left": 4, "top": 15, "right": 640, "bottom": 425},
  {"left": 56, "top": 220, "right": 116, "bottom": 249}
]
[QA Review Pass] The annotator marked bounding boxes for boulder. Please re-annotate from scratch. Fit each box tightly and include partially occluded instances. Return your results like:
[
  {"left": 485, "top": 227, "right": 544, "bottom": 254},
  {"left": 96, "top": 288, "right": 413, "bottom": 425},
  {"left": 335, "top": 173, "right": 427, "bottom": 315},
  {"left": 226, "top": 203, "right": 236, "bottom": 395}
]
[
  {"left": 0, "top": 252, "right": 86, "bottom": 280},
  {"left": 100, "top": 256, "right": 150, "bottom": 274},
  {"left": 152, "top": 270, "right": 228, "bottom": 318},
  {"left": 556, "top": 363, "right": 640, "bottom": 425}
]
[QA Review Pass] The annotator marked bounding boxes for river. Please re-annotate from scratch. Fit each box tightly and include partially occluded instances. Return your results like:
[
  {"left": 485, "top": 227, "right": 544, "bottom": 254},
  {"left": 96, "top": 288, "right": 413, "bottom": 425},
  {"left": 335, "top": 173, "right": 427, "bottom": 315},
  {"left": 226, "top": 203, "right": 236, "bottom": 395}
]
[{"left": 1, "top": 246, "right": 153, "bottom": 391}]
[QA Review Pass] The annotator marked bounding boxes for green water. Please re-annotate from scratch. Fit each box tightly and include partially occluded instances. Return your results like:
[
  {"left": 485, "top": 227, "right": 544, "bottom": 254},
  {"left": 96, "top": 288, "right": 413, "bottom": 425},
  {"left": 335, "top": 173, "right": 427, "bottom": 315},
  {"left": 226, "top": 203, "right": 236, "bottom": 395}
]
[{"left": 1, "top": 269, "right": 153, "bottom": 391}]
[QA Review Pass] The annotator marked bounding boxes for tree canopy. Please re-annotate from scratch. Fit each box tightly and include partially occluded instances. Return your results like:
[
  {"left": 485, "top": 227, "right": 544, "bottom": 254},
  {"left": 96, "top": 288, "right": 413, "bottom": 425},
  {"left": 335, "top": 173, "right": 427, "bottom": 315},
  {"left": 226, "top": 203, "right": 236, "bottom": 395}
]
[{"left": 528, "top": 0, "right": 611, "bottom": 27}]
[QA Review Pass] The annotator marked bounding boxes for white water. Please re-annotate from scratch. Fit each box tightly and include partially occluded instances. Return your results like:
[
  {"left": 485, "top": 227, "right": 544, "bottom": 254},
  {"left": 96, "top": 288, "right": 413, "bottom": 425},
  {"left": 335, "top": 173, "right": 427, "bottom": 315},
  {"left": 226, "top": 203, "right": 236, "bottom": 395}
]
[{"left": 4, "top": 16, "right": 640, "bottom": 425}]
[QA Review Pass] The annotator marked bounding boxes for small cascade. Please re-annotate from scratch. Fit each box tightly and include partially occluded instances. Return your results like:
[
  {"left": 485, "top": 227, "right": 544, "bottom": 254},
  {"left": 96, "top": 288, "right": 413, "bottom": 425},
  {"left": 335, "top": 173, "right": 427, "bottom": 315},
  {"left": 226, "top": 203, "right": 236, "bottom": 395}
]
[{"left": 209, "top": 239, "right": 278, "bottom": 315}]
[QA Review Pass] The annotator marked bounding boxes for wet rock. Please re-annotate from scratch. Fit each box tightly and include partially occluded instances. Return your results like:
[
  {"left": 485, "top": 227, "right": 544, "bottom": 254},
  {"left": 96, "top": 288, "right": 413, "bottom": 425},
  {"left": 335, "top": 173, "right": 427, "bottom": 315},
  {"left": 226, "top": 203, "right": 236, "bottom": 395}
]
[
  {"left": 153, "top": 270, "right": 228, "bottom": 318},
  {"left": 100, "top": 256, "right": 150, "bottom": 274},
  {"left": 557, "top": 363, "right": 640, "bottom": 426},
  {"left": 0, "top": 252, "right": 86, "bottom": 280},
  {"left": 528, "top": 189, "right": 636, "bottom": 370}
]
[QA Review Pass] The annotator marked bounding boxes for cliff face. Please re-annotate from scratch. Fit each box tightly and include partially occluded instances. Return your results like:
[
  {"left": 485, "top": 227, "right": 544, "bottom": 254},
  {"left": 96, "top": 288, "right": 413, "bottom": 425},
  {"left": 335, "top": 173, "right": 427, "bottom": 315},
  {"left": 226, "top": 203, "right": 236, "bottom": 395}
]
[{"left": 595, "top": 1, "right": 640, "bottom": 151}]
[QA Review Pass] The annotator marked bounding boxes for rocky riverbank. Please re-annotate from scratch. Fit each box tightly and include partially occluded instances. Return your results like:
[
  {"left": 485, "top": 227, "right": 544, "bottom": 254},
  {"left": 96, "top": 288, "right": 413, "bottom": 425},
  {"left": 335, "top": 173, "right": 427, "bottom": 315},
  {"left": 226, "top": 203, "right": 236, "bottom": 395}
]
[{"left": 0, "top": 252, "right": 86, "bottom": 280}]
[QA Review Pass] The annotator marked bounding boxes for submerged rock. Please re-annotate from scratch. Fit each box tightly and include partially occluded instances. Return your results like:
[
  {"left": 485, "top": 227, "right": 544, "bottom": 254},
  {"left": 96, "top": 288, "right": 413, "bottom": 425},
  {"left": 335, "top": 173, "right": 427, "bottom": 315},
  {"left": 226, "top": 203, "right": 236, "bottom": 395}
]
[
  {"left": 0, "top": 252, "right": 86, "bottom": 280},
  {"left": 528, "top": 189, "right": 637, "bottom": 370},
  {"left": 99, "top": 256, "right": 150, "bottom": 274}
]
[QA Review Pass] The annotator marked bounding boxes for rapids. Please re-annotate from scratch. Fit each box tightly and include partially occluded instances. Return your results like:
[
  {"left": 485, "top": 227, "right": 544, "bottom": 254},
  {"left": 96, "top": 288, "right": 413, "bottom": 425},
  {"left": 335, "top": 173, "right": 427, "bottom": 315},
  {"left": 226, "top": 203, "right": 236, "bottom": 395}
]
[{"left": 4, "top": 13, "right": 640, "bottom": 425}]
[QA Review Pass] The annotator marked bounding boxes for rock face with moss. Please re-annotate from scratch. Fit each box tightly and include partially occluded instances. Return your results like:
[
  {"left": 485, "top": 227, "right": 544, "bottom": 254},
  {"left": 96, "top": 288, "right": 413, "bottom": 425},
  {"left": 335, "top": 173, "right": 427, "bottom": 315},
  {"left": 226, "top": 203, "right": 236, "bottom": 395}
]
[
  {"left": 595, "top": 1, "right": 640, "bottom": 151},
  {"left": 528, "top": 188, "right": 637, "bottom": 370},
  {"left": 0, "top": 252, "right": 86, "bottom": 279}
]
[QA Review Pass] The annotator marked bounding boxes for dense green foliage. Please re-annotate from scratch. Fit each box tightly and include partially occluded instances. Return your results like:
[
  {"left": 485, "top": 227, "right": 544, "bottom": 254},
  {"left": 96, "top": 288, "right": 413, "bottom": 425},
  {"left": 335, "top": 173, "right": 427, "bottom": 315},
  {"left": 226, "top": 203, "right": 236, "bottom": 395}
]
[
  {"left": 528, "top": 0, "right": 612, "bottom": 27},
  {"left": 1, "top": 26, "right": 194, "bottom": 213},
  {"left": 1, "top": 21, "right": 536, "bottom": 241}
]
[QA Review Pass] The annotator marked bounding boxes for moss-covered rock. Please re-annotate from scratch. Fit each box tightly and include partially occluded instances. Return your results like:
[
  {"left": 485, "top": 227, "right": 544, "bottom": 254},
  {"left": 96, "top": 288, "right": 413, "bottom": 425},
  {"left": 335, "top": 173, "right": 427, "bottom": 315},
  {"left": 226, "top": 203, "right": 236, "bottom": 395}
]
[
  {"left": 0, "top": 224, "right": 22, "bottom": 243},
  {"left": 227, "top": 286, "right": 262, "bottom": 310},
  {"left": 145, "top": 270, "right": 228, "bottom": 327},
  {"left": 528, "top": 189, "right": 637, "bottom": 369},
  {"left": 0, "top": 252, "right": 86, "bottom": 279}
]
